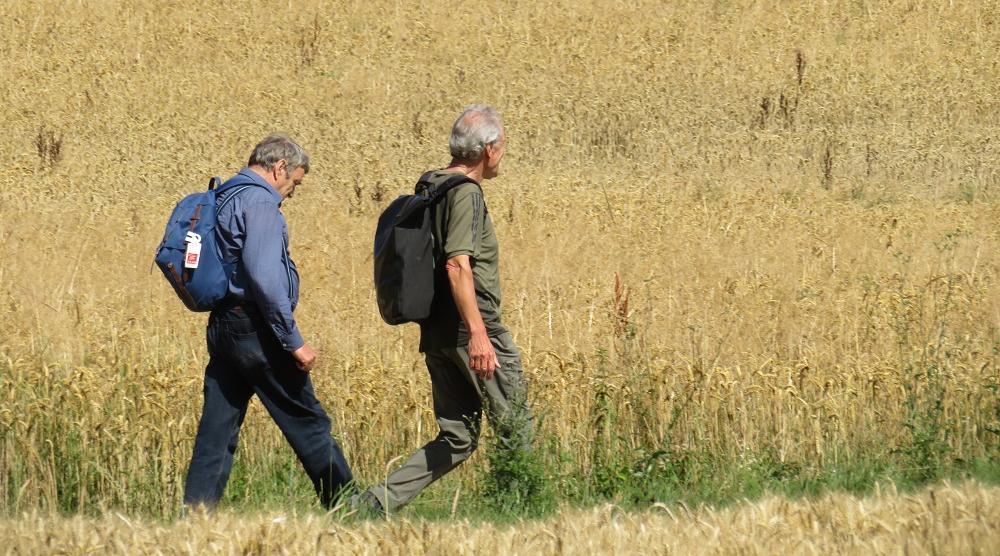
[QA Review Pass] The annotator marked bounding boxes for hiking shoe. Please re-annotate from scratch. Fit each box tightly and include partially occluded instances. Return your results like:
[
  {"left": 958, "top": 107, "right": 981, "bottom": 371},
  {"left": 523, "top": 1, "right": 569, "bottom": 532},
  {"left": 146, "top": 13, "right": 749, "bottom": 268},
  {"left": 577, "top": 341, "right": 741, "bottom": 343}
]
[{"left": 348, "top": 490, "right": 386, "bottom": 520}]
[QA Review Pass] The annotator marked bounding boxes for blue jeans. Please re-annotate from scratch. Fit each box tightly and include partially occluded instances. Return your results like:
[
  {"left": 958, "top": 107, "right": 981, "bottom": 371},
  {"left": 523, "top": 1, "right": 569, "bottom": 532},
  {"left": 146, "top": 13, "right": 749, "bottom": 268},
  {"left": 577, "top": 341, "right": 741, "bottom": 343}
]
[{"left": 183, "top": 306, "right": 353, "bottom": 509}]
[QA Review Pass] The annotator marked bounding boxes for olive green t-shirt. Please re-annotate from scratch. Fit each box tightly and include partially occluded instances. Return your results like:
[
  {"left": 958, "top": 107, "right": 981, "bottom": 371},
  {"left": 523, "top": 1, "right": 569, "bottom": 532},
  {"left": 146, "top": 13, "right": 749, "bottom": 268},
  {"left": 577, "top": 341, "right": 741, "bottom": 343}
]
[{"left": 418, "top": 170, "right": 507, "bottom": 351}]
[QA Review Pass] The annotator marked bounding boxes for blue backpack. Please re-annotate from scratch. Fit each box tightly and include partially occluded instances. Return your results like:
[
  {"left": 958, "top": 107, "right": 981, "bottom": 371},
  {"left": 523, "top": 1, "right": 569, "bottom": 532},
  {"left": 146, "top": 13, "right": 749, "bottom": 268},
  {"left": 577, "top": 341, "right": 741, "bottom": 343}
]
[{"left": 154, "top": 177, "right": 260, "bottom": 311}]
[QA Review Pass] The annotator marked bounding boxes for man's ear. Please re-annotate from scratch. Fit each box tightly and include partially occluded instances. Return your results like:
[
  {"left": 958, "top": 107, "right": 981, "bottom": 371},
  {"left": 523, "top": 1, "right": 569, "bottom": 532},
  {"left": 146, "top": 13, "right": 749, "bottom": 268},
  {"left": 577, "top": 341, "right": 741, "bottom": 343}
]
[{"left": 273, "top": 159, "right": 287, "bottom": 179}]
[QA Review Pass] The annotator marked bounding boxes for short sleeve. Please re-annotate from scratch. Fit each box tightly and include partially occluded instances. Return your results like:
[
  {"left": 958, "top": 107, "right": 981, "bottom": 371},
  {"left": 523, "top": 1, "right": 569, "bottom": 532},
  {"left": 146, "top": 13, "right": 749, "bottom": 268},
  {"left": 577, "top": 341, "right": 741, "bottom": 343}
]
[{"left": 442, "top": 184, "right": 485, "bottom": 259}]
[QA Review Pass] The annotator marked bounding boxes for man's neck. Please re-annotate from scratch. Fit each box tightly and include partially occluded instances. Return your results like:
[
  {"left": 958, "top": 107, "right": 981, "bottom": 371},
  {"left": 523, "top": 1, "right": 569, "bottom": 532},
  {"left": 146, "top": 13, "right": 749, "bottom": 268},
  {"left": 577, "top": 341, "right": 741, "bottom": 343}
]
[
  {"left": 248, "top": 165, "right": 279, "bottom": 188},
  {"left": 443, "top": 160, "right": 484, "bottom": 183}
]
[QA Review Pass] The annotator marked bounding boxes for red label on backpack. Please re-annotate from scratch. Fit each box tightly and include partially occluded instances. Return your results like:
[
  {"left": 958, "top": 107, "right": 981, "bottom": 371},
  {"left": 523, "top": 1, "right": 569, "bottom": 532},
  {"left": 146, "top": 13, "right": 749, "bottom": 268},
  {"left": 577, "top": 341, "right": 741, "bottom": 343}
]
[{"left": 184, "top": 241, "right": 202, "bottom": 269}]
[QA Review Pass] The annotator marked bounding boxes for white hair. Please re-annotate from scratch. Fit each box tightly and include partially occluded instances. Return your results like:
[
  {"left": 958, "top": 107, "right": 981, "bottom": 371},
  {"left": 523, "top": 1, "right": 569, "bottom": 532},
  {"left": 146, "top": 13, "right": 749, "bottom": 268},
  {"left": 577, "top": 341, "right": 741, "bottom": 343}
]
[
  {"left": 247, "top": 133, "right": 310, "bottom": 173},
  {"left": 449, "top": 104, "right": 503, "bottom": 162}
]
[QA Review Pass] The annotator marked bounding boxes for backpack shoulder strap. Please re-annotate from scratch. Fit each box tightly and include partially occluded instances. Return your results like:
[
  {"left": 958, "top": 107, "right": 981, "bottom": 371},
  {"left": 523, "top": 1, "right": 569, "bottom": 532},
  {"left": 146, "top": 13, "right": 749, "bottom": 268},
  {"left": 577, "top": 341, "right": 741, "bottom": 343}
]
[
  {"left": 214, "top": 180, "right": 270, "bottom": 215},
  {"left": 425, "top": 173, "right": 480, "bottom": 204}
]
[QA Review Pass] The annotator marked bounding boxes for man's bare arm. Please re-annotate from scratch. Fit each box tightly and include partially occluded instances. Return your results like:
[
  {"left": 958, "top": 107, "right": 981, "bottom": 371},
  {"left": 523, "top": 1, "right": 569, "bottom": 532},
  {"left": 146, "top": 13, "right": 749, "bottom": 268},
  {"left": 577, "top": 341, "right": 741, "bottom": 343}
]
[{"left": 445, "top": 254, "right": 499, "bottom": 379}]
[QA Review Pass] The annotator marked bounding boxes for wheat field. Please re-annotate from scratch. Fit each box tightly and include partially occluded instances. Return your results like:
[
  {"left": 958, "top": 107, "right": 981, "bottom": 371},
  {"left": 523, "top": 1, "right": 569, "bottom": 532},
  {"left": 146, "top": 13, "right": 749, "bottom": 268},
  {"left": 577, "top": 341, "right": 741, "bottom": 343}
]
[
  {"left": 1, "top": 0, "right": 999, "bottom": 551},
  {"left": 3, "top": 482, "right": 999, "bottom": 555}
]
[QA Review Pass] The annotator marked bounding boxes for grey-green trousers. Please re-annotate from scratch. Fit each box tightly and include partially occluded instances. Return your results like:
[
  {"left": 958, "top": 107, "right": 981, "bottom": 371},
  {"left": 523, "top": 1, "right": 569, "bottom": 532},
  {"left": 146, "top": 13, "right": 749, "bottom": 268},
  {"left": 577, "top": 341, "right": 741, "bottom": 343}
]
[{"left": 366, "top": 331, "right": 533, "bottom": 513}]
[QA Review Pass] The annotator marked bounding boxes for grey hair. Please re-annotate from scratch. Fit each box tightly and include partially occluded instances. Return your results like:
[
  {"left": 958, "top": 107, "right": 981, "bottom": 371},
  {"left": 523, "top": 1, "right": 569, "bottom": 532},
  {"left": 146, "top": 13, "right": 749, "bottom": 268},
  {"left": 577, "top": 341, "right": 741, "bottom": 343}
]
[
  {"left": 248, "top": 133, "right": 310, "bottom": 174},
  {"left": 449, "top": 104, "right": 503, "bottom": 162}
]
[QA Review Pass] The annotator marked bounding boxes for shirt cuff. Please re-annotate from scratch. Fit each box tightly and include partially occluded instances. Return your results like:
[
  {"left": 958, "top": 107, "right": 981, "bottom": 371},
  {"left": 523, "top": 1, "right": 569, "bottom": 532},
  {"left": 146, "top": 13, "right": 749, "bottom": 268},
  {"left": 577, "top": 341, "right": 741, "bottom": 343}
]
[
  {"left": 444, "top": 249, "right": 475, "bottom": 259},
  {"left": 278, "top": 327, "right": 305, "bottom": 352}
]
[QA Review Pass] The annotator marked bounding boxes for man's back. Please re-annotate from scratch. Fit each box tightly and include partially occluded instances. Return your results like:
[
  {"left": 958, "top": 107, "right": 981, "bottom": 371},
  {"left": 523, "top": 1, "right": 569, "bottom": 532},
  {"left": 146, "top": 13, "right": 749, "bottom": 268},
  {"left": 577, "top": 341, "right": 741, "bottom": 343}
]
[
  {"left": 213, "top": 170, "right": 302, "bottom": 351},
  {"left": 418, "top": 170, "right": 506, "bottom": 352}
]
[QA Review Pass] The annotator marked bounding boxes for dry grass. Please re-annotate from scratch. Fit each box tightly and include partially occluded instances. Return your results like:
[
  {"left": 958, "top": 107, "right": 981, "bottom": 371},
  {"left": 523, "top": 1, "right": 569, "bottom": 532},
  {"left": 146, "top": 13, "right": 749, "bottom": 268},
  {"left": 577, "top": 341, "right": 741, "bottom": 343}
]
[
  {"left": 1, "top": 0, "right": 999, "bottom": 543},
  {"left": 3, "top": 482, "right": 998, "bottom": 555}
]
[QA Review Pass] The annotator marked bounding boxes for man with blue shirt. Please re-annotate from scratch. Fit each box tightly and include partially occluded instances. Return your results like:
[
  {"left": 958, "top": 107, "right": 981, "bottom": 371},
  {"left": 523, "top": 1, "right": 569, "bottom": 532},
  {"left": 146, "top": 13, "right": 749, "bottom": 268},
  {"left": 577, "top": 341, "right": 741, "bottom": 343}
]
[{"left": 183, "top": 134, "right": 353, "bottom": 510}]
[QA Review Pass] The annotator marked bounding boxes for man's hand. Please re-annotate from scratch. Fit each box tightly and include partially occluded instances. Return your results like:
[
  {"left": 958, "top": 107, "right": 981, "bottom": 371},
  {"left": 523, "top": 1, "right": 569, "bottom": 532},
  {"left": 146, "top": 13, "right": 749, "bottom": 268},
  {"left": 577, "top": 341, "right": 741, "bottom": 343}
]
[
  {"left": 292, "top": 343, "right": 317, "bottom": 372},
  {"left": 468, "top": 330, "right": 499, "bottom": 380}
]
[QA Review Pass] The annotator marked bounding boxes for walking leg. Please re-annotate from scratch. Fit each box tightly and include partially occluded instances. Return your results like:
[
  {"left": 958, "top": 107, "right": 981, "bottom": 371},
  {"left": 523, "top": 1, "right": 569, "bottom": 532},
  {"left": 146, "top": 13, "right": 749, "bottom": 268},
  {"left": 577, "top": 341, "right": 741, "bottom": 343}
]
[
  {"left": 183, "top": 355, "right": 253, "bottom": 509},
  {"left": 366, "top": 349, "right": 483, "bottom": 514},
  {"left": 248, "top": 348, "right": 354, "bottom": 509}
]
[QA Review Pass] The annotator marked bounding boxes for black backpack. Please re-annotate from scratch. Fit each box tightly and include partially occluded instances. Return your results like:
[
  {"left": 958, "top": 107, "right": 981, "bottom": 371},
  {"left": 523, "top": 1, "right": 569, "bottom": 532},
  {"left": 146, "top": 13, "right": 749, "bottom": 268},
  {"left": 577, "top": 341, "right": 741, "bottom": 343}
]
[{"left": 373, "top": 171, "right": 477, "bottom": 325}]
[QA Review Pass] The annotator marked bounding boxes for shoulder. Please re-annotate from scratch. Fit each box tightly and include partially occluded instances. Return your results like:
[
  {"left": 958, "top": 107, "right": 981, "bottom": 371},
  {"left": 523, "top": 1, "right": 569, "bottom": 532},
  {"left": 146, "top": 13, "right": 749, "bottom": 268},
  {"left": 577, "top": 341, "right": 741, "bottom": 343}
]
[
  {"left": 236, "top": 185, "right": 279, "bottom": 206},
  {"left": 445, "top": 182, "right": 484, "bottom": 205},
  {"left": 230, "top": 186, "right": 281, "bottom": 217},
  {"left": 217, "top": 186, "right": 282, "bottom": 233}
]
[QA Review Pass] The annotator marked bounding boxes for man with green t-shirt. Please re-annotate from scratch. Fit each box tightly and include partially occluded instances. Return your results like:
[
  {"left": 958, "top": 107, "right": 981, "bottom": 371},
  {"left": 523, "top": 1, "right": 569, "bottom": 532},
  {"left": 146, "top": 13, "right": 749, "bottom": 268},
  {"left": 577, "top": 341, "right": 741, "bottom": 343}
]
[{"left": 356, "top": 105, "right": 533, "bottom": 516}]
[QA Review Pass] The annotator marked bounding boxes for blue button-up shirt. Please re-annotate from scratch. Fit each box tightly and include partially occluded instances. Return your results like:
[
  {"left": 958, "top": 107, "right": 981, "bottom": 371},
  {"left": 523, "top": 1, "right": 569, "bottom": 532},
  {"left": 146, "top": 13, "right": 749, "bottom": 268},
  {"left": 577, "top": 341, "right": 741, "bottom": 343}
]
[{"left": 215, "top": 168, "right": 303, "bottom": 351}]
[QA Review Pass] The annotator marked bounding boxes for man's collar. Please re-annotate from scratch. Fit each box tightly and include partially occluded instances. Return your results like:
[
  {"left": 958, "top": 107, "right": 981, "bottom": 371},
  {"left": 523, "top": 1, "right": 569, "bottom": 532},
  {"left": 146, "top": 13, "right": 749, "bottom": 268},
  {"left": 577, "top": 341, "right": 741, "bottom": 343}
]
[{"left": 236, "top": 167, "right": 283, "bottom": 204}]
